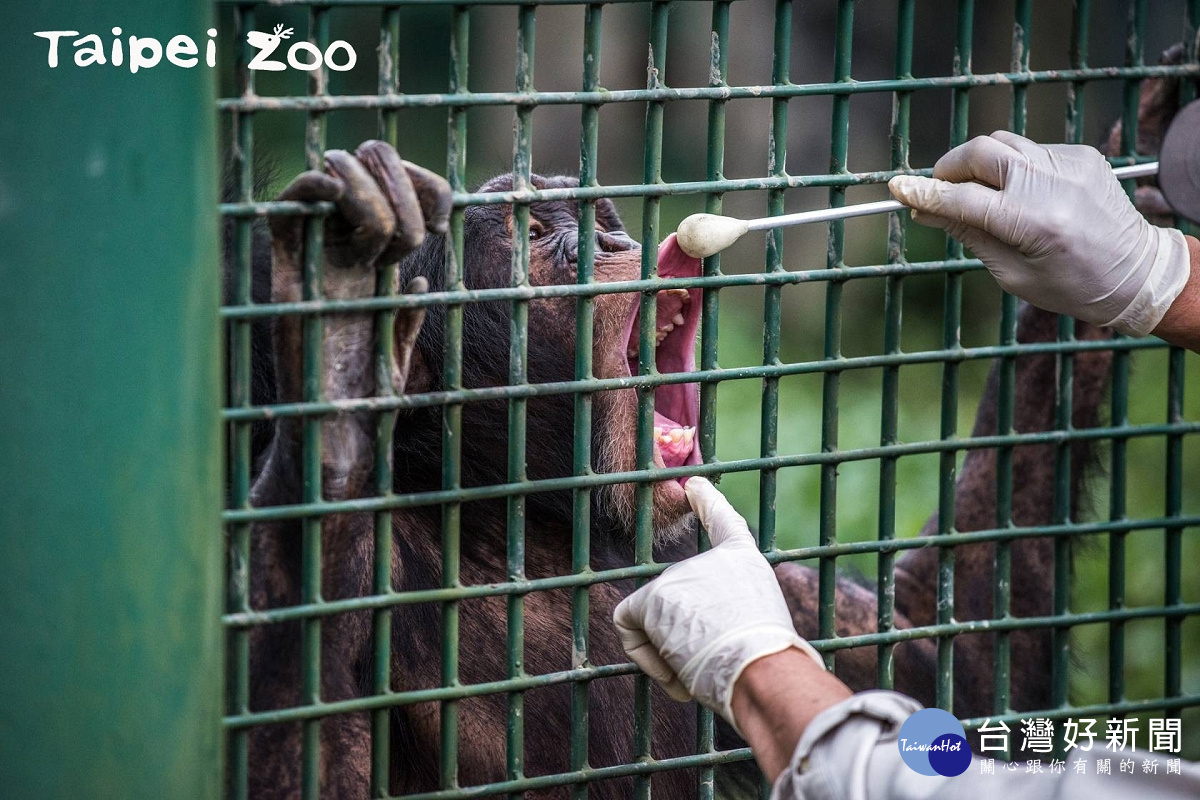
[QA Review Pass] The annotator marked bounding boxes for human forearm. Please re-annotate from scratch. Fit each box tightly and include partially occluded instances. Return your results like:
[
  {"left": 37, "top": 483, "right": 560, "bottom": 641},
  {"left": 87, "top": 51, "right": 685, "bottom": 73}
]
[
  {"left": 766, "top": 689, "right": 1200, "bottom": 800},
  {"left": 1151, "top": 233, "right": 1200, "bottom": 353},
  {"left": 730, "top": 648, "right": 852, "bottom": 782}
]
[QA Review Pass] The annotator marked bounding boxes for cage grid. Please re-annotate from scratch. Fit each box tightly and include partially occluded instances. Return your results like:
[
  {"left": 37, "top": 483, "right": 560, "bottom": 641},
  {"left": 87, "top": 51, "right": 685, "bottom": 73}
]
[{"left": 219, "top": 0, "right": 1200, "bottom": 797}]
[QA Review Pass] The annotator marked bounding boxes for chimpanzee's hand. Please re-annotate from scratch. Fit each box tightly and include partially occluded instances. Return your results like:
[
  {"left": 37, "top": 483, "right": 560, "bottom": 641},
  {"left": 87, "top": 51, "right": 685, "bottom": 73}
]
[
  {"left": 265, "top": 142, "right": 450, "bottom": 409},
  {"left": 269, "top": 140, "right": 452, "bottom": 278}
]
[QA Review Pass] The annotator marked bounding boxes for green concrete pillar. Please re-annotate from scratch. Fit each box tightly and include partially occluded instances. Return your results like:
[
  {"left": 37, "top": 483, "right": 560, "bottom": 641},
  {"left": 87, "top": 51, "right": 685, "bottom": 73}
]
[{"left": 0, "top": 4, "right": 223, "bottom": 798}]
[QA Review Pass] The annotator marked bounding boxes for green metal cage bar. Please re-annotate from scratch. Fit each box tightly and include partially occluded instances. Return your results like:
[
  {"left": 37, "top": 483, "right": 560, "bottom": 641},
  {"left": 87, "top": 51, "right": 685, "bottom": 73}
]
[
  {"left": 217, "top": 1, "right": 1200, "bottom": 797},
  {"left": 942, "top": 0, "right": 972, "bottom": 712},
  {"left": 228, "top": 7, "right": 258, "bottom": 798},
  {"left": 634, "top": 7, "right": 671, "bottom": 796},
  {"left": 1048, "top": 1, "right": 1085, "bottom": 737},
  {"left": 695, "top": 4, "right": 732, "bottom": 795},
  {"left": 570, "top": 7, "right": 603, "bottom": 798},
  {"left": 1108, "top": 0, "right": 1147, "bottom": 725},
  {"left": 876, "top": 0, "right": 914, "bottom": 695},
  {"left": 819, "top": 0, "right": 855, "bottom": 680},
  {"left": 299, "top": 9, "right": 330, "bottom": 795},
  {"left": 215, "top": 254, "right": 1161, "bottom": 322},
  {"left": 758, "top": 0, "right": 788, "bottom": 561},
  {"left": 215, "top": 64, "right": 1196, "bottom": 114},
  {"left": 225, "top": 512, "right": 1200, "bottom": 634},
  {"left": 374, "top": 9, "right": 403, "bottom": 796},
  {"left": 222, "top": 417, "right": 1199, "bottom": 527},
  {"left": 982, "top": 0, "right": 1032, "bottom": 761},
  {"left": 441, "top": 7, "right": 470, "bottom": 792},
  {"left": 506, "top": 7, "right": 536, "bottom": 796}
]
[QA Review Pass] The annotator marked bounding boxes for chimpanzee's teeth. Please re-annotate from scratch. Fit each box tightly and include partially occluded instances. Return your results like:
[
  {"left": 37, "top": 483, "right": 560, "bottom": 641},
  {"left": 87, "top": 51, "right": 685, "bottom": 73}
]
[
  {"left": 667, "top": 288, "right": 691, "bottom": 302},
  {"left": 628, "top": 298, "right": 690, "bottom": 358},
  {"left": 653, "top": 425, "right": 696, "bottom": 447},
  {"left": 630, "top": 330, "right": 672, "bottom": 355},
  {"left": 629, "top": 326, "right": 675, "bottom": 354}
]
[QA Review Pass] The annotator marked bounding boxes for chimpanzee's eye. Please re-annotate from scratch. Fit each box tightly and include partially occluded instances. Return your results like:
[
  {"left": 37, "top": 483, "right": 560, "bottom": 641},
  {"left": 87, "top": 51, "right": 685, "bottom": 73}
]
[{"left": 528, "top": 222, "right": 545, "bottom": 241}]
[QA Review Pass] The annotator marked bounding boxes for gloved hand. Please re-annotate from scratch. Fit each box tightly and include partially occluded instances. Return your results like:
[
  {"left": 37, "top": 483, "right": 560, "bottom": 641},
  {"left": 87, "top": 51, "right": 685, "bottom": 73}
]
[
  {"left": 888, "top": 130, "right": 1190, "bottom": 337},
  {"left": 613, "top": 478, "right": 824, "bottom": 734}
]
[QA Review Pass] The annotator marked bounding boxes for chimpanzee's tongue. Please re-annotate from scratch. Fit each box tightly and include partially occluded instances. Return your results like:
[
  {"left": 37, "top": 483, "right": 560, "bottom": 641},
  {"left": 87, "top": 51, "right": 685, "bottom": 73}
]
[
  {"left": 651, "top": 235, "right": 702, "bottom": 474},
  {"left": 657, "top": 233, "right": 701, "bottom": 281}
]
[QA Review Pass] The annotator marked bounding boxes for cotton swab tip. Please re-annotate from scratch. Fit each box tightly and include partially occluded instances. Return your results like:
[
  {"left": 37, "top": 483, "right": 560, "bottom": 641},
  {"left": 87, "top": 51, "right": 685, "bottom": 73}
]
[{"left": 675, "top": 213, "right": 751, "bottom": 259}]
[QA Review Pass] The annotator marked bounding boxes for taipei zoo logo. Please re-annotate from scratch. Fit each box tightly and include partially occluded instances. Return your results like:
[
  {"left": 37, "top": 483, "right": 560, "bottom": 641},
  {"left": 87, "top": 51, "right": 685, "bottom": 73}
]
[
  {"left": 34, "top": 24, "right": 357, "bottom": 73},
  {"left": 897, "top": 708, "right": 973, "bottom": 777}
]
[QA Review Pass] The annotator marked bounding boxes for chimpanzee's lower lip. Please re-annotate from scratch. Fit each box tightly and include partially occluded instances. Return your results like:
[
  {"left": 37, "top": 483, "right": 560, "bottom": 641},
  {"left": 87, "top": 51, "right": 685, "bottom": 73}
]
[{"left": 618, "top": 234, "right": 702, "bottom": 480}]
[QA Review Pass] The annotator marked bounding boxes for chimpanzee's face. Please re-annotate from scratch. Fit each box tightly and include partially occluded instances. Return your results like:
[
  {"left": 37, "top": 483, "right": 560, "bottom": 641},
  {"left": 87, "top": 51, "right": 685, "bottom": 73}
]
[{"left": 461, "top": 175, "right": 701, "bottom": 540}]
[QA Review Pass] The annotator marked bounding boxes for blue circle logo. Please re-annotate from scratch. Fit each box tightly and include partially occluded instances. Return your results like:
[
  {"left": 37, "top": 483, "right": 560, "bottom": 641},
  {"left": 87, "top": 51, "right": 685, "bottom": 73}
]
[{"left": 896, "top": 708, "right": 971, "bottom": 776}]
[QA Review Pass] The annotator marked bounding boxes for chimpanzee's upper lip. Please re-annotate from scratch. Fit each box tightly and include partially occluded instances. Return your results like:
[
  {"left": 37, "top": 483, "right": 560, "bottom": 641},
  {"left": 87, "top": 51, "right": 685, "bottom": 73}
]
[{"left": 618, "top": 233, "right": 702, "bottom": 478}]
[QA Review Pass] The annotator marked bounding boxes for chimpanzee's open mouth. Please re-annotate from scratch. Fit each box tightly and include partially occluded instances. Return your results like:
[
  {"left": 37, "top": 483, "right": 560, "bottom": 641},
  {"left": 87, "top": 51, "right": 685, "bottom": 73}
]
[{"left": 618, "top": 234, "right": 702, "bottom": 480}]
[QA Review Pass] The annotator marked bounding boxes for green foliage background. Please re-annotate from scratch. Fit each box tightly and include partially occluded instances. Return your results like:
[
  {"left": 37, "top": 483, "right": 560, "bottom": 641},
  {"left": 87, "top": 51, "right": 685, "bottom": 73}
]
[{"left": 220, "top": 0, "right": 1199, "bottom": 757}]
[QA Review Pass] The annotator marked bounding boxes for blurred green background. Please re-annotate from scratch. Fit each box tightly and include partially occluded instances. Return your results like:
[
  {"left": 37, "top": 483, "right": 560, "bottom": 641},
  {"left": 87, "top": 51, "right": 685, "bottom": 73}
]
[{"left": 218, "top": 0, "right": 1199, "bottom": 756}]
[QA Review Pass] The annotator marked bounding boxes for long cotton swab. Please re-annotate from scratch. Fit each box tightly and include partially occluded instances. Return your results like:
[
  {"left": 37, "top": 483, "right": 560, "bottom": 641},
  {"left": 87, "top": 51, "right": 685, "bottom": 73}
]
[{"left": 675, "top": 161, "right": 1160, "bottom": 259}]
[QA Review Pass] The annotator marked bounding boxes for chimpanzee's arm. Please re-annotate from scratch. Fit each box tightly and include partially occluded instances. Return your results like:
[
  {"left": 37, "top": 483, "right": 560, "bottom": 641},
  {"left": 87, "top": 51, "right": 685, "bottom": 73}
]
[{"left": 244, "top": 141, "right": 449, "bottom": 800}]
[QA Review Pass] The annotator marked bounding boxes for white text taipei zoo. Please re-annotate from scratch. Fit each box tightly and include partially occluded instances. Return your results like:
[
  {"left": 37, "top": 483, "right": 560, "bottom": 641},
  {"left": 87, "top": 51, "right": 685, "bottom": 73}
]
[{"left": 34, "top": 26, "right": 357, "bottom": 73}]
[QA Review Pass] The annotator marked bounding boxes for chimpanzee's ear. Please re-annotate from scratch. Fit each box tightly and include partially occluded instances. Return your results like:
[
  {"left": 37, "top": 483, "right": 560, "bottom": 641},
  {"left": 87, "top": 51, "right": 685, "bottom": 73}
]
[
  {"left": 595, "top": 197, "right": 626, "bottom": 234},
  {"left": 393, "top": 277, "right": 432, "bottom": 395}
]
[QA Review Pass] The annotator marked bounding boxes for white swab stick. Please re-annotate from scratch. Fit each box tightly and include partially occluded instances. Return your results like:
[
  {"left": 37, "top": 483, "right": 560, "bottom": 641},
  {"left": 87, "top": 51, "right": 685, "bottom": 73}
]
[
  {"left": 1111, "top": 161, "right": 1161, "bottom": 180},
  {"left": 745, "top": 199, "right": 903, "bottom": 230},
  {"left": 676, "top": 161, "right": 1159, "bottom": 259},
  {"left": 748, "top": 161, "right": 1159, "bottom": 230}
]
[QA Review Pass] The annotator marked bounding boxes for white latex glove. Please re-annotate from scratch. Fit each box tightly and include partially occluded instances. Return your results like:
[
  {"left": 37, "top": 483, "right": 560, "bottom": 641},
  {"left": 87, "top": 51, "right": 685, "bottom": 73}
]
[
  {"left": 888, "top": 130, "right": 1190, "bottom": 337},
  {"left": 612, "top": 477, "right": 824, "bottom": 734}
]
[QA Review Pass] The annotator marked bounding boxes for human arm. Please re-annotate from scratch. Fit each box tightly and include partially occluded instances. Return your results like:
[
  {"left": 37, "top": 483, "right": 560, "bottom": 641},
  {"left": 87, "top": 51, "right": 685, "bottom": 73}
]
[
  {"left": 734, "top": 647, "right": 1200, "bottom": 799},
  {"left": 764, "top": 687, "right": 1200, "bottom": 800},
  {"left": 730, "top": 647, "right": 851, "bottom": 781},
  {"left": 888, "top": 131, "right": 1198, "bottom": 350},
  {"left": 1150, "top": 233, "right": 1200, "bottom": 351},
  {"left": 614, "top": 478, "right": 1200, "bottom": 799}
]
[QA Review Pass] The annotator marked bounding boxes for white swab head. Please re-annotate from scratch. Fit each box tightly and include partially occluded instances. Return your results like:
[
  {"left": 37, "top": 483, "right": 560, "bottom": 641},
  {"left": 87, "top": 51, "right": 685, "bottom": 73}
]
[{"left": 675, "top": 213, "right": 750, "bottom": 259}]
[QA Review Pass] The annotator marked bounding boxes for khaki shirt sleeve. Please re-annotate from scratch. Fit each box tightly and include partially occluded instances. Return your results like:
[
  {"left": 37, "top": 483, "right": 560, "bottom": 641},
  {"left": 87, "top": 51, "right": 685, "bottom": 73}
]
[{"left": 770, "top": 691, "right": 1200, "bottom": 800}]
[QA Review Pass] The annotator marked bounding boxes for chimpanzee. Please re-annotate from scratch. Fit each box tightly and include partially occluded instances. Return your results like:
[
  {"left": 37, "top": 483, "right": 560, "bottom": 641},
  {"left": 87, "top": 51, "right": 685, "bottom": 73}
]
[{"left": 233, "top": 52, "right": 1183, "bottom": 799}]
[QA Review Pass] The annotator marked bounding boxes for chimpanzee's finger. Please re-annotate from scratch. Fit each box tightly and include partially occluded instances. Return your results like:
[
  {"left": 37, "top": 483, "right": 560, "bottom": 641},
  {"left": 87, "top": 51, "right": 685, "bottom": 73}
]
[
  {"left": 270, "top": 171, "right": 344, "bottom": 252},
  {"left": 323, "top": 149, "right": 396, "bottom": 264},
  {"left": 275, "top": 170, "right": 345, "bottom": 204},
  {"left": 403, "top": 161, "right": 453, "bottom": 235},
  {"left": 392, "top": 276, "right": 428, "bottom": 395},
  {"left": 354, "top": 140, "right": 426, "bottom": 260}
]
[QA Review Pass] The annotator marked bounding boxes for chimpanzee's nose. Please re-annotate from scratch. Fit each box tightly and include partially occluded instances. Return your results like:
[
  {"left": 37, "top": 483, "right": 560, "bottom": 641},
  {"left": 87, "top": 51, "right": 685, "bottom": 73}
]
[{"left": 597, "top": 230, "right": 638, "bottom": 253}]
